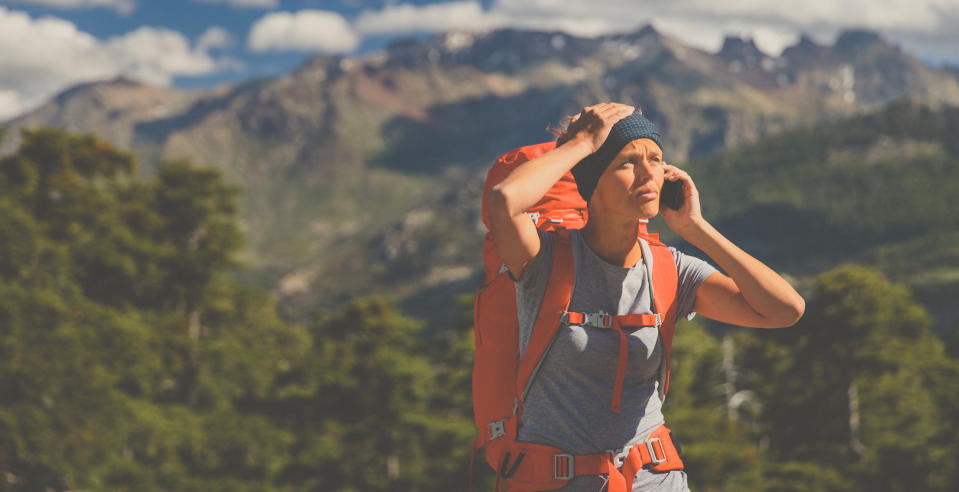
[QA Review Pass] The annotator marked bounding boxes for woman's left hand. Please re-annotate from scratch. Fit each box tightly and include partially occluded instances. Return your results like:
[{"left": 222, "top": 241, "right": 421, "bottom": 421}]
[{"left": 660, "top": 164, "right": 705, "bottom": 236}]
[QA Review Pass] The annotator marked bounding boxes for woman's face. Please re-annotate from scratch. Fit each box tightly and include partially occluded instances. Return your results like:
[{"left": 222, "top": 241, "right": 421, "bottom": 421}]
[{"left": 588, "top": 138, "right": 665, "bottom": 220}]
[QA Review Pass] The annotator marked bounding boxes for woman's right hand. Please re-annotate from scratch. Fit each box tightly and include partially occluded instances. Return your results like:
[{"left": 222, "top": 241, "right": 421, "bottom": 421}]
[{"left": 563, "top": 102, "right": 637, "bottom": 153}]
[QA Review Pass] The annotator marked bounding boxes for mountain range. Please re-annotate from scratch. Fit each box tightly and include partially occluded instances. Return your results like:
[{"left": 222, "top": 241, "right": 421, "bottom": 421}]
[{"left": 3, "top": 25, "right": 959, "bottom": 328}]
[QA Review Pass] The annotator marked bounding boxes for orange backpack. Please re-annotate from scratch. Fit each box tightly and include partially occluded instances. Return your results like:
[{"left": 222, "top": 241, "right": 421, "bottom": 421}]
[{"left": 471, "top": 141, "right": 684, "bottom": 491}]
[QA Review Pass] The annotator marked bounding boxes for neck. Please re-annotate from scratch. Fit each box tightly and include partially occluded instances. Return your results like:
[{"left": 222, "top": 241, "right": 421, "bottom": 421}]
[{"left": 581, "top": 213, "right": 645, "bottom": 268}]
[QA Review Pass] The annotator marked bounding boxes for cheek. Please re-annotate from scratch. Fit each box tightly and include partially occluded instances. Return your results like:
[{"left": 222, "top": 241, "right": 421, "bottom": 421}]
[
  {"left": 615, "top": 172, "right": 634, "bottom": 189},
  {"left": 593, "top": 175, "right": 626, "bottom": 205}
]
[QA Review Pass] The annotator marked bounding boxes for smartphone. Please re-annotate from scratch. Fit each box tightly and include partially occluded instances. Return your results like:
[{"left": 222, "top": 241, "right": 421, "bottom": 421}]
[{"left": 660, "top": 179, "right": 685, "bottom": 210}]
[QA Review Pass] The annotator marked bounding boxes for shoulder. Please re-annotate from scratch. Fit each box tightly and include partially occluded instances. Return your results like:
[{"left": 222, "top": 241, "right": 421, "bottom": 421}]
[
  {"left": 668, "top": 245, "right": 713, "bottom": 273},
  {"left": 668, "top": 245, "right": 680, "bottom": 264},
  {"left": 508, "top": 228, "right": 555, "bottom": 283}
]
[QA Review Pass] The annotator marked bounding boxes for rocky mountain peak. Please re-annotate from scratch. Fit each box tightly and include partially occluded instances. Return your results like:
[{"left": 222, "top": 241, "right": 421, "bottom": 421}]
[
  {"left": 621, "top": 24, "right": 663, "bottom": 43},
  {"left": 719, "top": 36, "right": 766, "bottom": 70},
  {"left": 294, "top": 54, "right": 344, "bottom": 73},
  {"left": 377, "top": 28, "right": 561, "bottom": 70},
  {"left": 52, "top": 76, "right": 145, "bottom": 102},
  {"left": 781, "top": 33, "right": 831, "bottom": 69},
  {"left": 834, "top": 29, "right": 890, "bottom": 56}
]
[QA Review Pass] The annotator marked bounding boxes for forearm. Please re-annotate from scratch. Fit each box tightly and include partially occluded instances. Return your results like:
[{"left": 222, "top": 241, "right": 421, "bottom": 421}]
[
  {"left": 490, "top": 139, "right": 593, "bottom": 217},
  {"left": 679, "top": 219, "right": 805, "bottom": 324}
]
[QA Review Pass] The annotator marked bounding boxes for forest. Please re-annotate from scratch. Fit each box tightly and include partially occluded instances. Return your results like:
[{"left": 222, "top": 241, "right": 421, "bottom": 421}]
[{"left": 1, "top": 120, "right": 958, "bottom": 491}]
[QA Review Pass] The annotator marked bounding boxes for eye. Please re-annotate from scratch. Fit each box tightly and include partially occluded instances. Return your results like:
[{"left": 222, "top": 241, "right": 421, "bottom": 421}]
[{"left": 619, "top": 161, "right": 634, "bottom": 168}]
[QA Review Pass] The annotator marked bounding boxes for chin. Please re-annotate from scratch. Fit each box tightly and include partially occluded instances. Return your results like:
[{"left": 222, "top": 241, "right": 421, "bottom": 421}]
[{"left": 636, "top": 202, "right": 659, "bottom": 220}]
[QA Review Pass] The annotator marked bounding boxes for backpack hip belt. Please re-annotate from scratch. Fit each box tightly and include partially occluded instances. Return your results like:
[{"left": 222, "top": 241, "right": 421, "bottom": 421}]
[{"left": 500, "top": 423, "right": 685, "bottom": 492}]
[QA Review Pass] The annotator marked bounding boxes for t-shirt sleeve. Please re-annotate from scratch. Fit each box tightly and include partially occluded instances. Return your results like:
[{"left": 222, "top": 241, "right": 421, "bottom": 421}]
[
  {"left": 508, "top": 228, "right": 553, "bottom": 285},
  {"left": 669, "top": 246, "right": 720, "bottom": 321}
]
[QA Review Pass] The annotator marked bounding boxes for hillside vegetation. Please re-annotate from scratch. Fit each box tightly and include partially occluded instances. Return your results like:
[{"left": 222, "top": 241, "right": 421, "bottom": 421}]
[
  {"left": 671, "top": 101, "right": 959, "bottom": 331},
  {"left": 1, "top": 126, "right": 958, "bottom": 491},
  {"left": 307, "top": 101, "right": 959, "bottom": 339}
]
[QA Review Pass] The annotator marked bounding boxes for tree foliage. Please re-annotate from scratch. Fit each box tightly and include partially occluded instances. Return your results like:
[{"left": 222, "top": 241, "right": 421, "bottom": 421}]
[
  {"left": 1, "top": 127, "right": 957, "bottom": 491},
  {"left": 0, "top": 128, "right": 307, "bottom": 491},
  {"left": 0, "top": 128, "right": 478, "bottom": 491},
  {"left": 735, "top": 265, "right": 959, "bottom": 491}
]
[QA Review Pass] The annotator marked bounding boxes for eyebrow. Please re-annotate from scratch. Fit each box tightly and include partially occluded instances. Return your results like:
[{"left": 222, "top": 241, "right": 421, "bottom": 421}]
[{"left": 622, "top": 148, "right": 662, "bottom": 159}]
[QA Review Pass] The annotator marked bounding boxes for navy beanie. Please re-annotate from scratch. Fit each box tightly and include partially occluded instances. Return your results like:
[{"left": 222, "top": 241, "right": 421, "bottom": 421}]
[{"left": 570, "top": 112, "right": 663, "bottom": 203}]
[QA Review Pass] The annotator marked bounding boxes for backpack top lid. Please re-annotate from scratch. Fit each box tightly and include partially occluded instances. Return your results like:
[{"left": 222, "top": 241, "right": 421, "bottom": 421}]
[{"left": 481, "top": 141, "right": 587, "bottom": 233}]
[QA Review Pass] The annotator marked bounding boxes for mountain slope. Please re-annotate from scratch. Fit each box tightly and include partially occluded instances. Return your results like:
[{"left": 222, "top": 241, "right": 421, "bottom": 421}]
[
  {"left": 340, "top": 101, "right": 959, "bottom": 335},
  {"left": 3, "top": 26, "right": 959, "bottom": 302}
]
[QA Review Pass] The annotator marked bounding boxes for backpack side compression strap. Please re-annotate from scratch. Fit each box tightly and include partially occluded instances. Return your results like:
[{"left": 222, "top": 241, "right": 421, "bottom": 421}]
[
  {"left": 469, "top": 229, "right": 575, "bottom": 492},
  {"left": 515, "top": 229, "right": 575, "bottom": 403}
]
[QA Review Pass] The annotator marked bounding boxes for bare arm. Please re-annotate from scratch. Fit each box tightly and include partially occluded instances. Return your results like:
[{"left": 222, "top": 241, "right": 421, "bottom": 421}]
[
  {"left": 661, "top": 166, "right": 805, "bottom": 328},
  {"left": 486, "top": 103, "right": 636, "bottom": 280}
]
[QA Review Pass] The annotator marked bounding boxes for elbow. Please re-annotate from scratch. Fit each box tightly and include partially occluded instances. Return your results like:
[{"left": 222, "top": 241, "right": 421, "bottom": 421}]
[
  {"left": 784, "top": 300, "right": 805, "bottom": 327},
  {"left": 770, "top": 296, "right": 805, "bottom": 328},
  {"left": 486, "top": 185, "right": 515, "bottom": 220}
]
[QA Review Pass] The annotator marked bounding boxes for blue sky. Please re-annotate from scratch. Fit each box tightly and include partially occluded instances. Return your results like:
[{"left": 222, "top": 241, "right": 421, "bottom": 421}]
[
  {"left": 2, "top": 0, "right": 958, "bottom": 121},
  {"left": 0, "top": 1, "right": 444, "bottom": 91}
]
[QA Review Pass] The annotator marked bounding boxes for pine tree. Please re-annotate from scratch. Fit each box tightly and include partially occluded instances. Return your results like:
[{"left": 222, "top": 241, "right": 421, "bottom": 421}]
[{"left": 736, "top": 265, "right": 959, "bottom": 491}]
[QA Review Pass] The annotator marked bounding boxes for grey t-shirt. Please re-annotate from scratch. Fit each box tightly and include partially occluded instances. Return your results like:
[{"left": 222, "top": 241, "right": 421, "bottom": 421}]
[{"left": 511, "top": 228, "right": 718, "bottom": 492}]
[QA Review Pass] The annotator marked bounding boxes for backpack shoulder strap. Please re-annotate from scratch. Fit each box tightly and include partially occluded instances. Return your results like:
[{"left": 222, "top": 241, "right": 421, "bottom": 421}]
[
  {"left": 515, "top": 228, "right": 574, "bottom": 403},
  {"left": 639, "top": 235, "right": 680, "bottom": 399}
]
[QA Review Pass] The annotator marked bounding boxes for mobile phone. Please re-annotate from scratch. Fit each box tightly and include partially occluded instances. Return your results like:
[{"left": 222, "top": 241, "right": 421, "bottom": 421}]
[{"left": 660, "top": 179, "right": 685, "bottom": 210}]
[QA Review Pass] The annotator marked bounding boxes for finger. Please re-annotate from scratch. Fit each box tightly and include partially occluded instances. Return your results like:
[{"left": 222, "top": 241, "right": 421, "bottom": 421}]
[
  {"left": 669, "top": 169, "right": 690, "bottom": 182},
  {"left": 591, "top": 102, "right": 614, "bottom": 113},
  {"left": 597, "top": 106, "right": 636, "bottom": 125},
  {"left": 581, "top": 105, "right": 603, "bottom": 117},
  {"left": 676, "top": 172, "right": 697, "bottom": 194},
  {"left": 666, "top": 168, "right": 693, "bottom": 185},
  {"left": 597, "top": 103, "right": 634, "bottom": 117}
]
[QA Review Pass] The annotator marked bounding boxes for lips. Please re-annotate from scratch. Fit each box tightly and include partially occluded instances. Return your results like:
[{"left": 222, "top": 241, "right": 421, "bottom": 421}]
[{"left": 633, "top": 188, "right": 658, "bottom": 201}]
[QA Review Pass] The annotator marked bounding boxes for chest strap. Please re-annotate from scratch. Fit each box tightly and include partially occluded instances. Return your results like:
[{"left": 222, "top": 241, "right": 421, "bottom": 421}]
[
  {"left": 501, "top": 423, "right": 684, "bottom": 492},
  {"left": 561, "top": 311, "right": 661, "bottom": 413}
]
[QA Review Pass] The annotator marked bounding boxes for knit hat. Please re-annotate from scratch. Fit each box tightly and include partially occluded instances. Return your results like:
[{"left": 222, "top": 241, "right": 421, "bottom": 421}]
[{"left": 570, "top": 112, "right": 663, "bottom": 202}]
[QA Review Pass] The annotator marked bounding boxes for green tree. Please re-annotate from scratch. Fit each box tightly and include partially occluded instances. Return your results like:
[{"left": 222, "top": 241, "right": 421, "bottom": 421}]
[
  {"left": 667, "top": 319, "right": 765, "bottom": 492},
  {"left": 255, "top": 295, "right": 478, "bottom": 492},
  {"left": 0, "top": 128, "right": 307, "bottom": 491},
  {"left": 737, "top": 265, "right": 959, "bottom": 491}
]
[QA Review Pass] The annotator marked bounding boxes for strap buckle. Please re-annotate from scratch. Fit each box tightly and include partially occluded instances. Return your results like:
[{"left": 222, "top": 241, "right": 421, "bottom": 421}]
[
  {"left": 607, "top": 445, "right": 632, "bottom": 468},
  {"left": 654, "top": 313, "right": 662, "bottom": 328},
  {"left": 488, "top": 420, "right": 506, "bottom": 440},
  {"left": 553, "top": 453, "right": 574, "bottom": 480},
  {"left": 584, "top": 312, "right": 611, "bottom": 328},
  {"left": 646, "top": 437, "right": 666, "bottom": 465}
]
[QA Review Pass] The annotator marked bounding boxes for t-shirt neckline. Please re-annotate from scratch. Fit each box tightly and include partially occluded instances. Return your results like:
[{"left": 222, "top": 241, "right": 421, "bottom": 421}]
[{"left": 571, "top": 228, "right": 646, "bottom": 272}]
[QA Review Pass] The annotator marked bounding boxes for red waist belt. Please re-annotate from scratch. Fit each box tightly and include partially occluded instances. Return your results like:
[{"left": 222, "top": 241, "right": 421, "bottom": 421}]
[{"left": 501, "top": 424, "right": 684, "bottom": 492}]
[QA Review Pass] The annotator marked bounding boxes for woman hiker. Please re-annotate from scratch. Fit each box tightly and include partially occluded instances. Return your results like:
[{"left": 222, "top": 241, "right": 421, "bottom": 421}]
[{"left": 484, "top": 102, "right": 805, "bottom": 491}]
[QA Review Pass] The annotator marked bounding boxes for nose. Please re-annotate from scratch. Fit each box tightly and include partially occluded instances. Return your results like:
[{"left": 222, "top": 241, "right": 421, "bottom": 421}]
[{"left": 633, "top": 156, "right": 657, "bottom": 180}]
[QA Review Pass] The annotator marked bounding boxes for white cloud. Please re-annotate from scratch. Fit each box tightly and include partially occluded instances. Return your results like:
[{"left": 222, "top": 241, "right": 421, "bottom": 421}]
[
  {"left": 490, "top": 0, "right": 959, "bottom": 58},
  {"left": 197, "top": 25, "right": 235, "bottom": 51},
  {"left": 352, "top": 0, "right": 622, "bottom": 38},
  {"left": 0, "top": 7, "right": 235, "bottom": 121},
  {"left": 354, "top": 1, "right": 505, "bottom": 35},
  {"left": 192, "top": 0, "right": 279, "bottom": 8},
  {"left": 248, "top": 10, "right": 359, "bottom": 53},
  {"left": 4, "top": 0, "right": 135, "bottom": 15},
  {"left": 349, "top": 0, "right": 959, "bottom": 63},
  {"left": 101, "top": 26, "right": 226, "bottom": 84},
  {"left": 0, "top": 89, "right": 25, "bottom": 121},
  {"left": 638, "top": 0, "right": 959, "bottom": 55}
]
